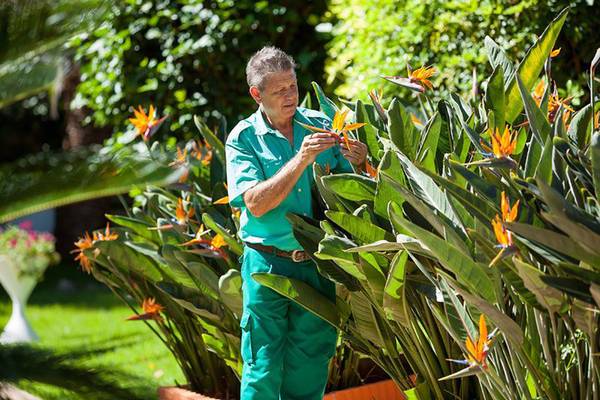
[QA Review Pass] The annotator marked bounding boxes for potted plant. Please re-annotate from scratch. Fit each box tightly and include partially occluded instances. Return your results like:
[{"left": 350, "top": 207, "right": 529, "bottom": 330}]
[{"left": 0, "top": 221, "right": 60, "bottom": 343}]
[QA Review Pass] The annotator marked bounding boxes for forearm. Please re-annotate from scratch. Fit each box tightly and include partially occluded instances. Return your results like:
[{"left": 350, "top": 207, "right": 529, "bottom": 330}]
[{"left": 244, "top": 155, "right": 308, "bottom": 217}]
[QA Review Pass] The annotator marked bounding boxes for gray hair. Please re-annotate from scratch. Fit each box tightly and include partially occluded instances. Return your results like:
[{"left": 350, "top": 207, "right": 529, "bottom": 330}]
[{"left": 246, "top": 46, "right": 296, "bottom": 90}]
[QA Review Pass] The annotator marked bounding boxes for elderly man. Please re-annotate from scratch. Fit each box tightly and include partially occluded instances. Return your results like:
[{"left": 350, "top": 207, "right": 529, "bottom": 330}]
[{"left": 225, "top": 46, "right": 367, "bottom": 400}]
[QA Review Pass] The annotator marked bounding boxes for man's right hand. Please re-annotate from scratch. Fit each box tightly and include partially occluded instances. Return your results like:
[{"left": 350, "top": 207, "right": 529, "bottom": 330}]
[{"left": 297, "top": 132, "right": 338, "bottom": 166}]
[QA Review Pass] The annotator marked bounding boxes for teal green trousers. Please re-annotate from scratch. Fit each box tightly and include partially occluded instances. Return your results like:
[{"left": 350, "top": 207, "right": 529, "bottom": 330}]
[{"left": 239, "top": 245, "right": 337, "bottom": 400}]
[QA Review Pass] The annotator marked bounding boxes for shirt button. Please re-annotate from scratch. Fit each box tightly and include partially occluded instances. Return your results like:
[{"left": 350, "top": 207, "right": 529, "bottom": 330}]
[{"left": 297, "top": 188, "right": 302, "bottom": 192}]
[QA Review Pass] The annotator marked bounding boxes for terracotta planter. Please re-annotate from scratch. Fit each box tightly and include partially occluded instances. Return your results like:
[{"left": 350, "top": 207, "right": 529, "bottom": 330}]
[
  {"left": 159, "top": 378, "right": 406, "bottom": 400},
  {"left": 324, "top": 379, "right": 405, "bottom": 400},
  {"left": 157, "top": 386, "right": 221, "bottom": 400}
]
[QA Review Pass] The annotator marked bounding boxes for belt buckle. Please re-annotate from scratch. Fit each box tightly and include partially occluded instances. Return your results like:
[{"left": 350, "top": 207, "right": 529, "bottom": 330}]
[{"left": 291, "top": 250, "right": 306, "bottom": 263}]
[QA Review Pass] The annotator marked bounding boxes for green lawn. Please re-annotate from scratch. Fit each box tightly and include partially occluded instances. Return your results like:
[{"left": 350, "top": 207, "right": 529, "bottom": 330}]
[{"left": 0, "top": 262, "right": 185, "bottom": 399}]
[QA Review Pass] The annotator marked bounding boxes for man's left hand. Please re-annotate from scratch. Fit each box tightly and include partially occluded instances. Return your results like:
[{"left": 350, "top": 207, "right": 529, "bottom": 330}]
[{"left": 340, "top": 139, "right": 368, "bottom": 167}]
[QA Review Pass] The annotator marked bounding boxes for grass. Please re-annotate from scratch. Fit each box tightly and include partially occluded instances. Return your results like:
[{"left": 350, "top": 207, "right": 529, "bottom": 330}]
[{"left": 0, "top": 261, "right": 185, "bottom": 399}]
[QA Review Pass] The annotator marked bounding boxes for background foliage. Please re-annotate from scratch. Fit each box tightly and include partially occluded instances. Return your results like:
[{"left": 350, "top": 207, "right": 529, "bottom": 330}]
[
  {"left": 327, "top": 0, "right": 600, "bottom": 106},
  {"left": 72, "top": 0, "right": 330, "bottom": 137}
]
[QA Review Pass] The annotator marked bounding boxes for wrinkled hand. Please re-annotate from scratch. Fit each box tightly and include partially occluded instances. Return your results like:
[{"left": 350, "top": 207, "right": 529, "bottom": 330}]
[
  {"left": 297, "top": 132, "right": 337, "bottom": 165},
  {"left": 340, "top": 139, "right": 368, "bottom": 167}
]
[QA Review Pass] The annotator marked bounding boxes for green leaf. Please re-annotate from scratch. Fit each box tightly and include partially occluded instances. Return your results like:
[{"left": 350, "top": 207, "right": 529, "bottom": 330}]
[
  {"left": 193, "top": 115, "right": 225, "bottom": 165},
  {"left": 504, "top": 9, "right": 568, "bottom": 123},
  {"left": 389, "top": 208, "right": 496, "bottom": 303},
  {"left": 534, "top": 135, "right": 554, "bottom": 185},
  {"left": 0, "top": 146, "right": 185, "bottom": 223},
  {"left": 507, "top": 222, "right": 600, "bottom": 266},
  {"left": 321, "top": 174, "right": 376, "bottom": 202},
  {"left": 374, "top": 150, "right": 406, "bottom": 219},
  {"left": 485, "top": 66, "right": 505, "bottom": 132},
  {"left": 218, "top": 269, "right": 243, "bottom": 317},
  {"left": 449, "top": 160, "right": 499, "bottom": 202},
  {"left": 311, "top": 81, "right": 338, "bottom": 119},
  {"left": 567, "top": 105, "right": 593, "bottom": 148},
  {"left": 105, "top": 214, "right": 159, "bottom": 243},
  {"left": 396, "top": 151, "right": 463, "bottom": 229},
  {"left": 92, "top": 240, "right": 162, "bottom": 282},
  {"left": 516, "top": 75, "right": 551, "bottom": 144},
  {"left": 356, "top": 100, "right": 382, "bottom": 161},
  {"left": 388, "top": 98, "right": 417, "bottom": 159},
  {"left": 251, "top": 273, "right": 341, "bottom": 328},
  {"left": 349, "top": 290, "right": 384, "bottom": 347},
  {"left": 383, "top": 251, "right": 409, "bottom": 324},
  {"left": 418, "top": 112, "right": 442, "bottom": 172},
  {"left": 316, "top": 235, "right": 366, "bottom": 280},
  {"left": 287, "top": 213, "right": 362, "bottom": 291},
  {"left": 325, "top": 210, "right": 394, "bottom": 244},
  {"left": 484, "top": 36, "right": 516, "bottom": 88},
  {"left": 513, "top": 258, "right": 563, "bottom": 313},
  {"left": 447, "top": 277, "right": 524, "bottom": 345}
]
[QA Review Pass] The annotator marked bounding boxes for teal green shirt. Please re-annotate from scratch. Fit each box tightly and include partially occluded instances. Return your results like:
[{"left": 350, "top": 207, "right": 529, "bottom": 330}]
[{"left": 225, "top": 107, "right": 353, "bottom": 251}]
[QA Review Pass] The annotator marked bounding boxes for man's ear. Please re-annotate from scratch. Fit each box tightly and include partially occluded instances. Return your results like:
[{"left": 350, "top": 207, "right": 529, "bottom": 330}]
[{"left": 249, "top": 86, "right": 261, "bottom": 105}]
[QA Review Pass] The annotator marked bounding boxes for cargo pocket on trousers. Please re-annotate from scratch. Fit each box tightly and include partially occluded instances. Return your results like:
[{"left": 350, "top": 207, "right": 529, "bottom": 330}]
[{"left": 240, "top": 312, "right": 255, "bottom": 365}]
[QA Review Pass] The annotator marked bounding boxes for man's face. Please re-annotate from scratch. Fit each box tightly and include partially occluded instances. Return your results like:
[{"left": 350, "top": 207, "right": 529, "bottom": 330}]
[{"left": 251, "top": 70, "right": 298, "bottom": 120}]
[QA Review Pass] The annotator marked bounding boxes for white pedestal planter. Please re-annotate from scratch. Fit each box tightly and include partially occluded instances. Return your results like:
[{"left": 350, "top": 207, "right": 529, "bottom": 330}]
[{"left": 0, "top": 255, "right": 41, "bottom": 343}]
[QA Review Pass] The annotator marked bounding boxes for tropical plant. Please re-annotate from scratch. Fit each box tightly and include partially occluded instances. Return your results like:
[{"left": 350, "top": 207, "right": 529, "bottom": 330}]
[
  {"left": 72, "top": 107, "right": 372, "bottom": 396},
  {"left": 255, "top": 8, "right": 600, "bottom": 399}
]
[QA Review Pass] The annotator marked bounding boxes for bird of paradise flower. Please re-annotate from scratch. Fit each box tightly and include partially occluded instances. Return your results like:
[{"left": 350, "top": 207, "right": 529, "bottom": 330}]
[
  {"left": 295, "top": 109, "right": 366, "bottom": 152},
  {"left": 126, "top": 297, "right": 165, "bottom": 321},
  {"left": 72, "top": 223, "right": 118, "bottom": 273},
  {"left": 128, "top": 105, "right": 168, "bottom": 141}
]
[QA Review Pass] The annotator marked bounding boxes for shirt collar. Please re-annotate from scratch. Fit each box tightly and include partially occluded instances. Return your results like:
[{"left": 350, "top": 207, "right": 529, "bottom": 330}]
[{"left": 253, "top": 107, "right": 301, "bottom": 135}]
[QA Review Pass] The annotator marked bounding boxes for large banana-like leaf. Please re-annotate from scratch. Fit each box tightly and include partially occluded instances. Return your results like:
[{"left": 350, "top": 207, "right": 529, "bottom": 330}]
[
  {"left": 513, "top": 258, "right": 563, "bottom": 314},
  {"left": 0, "top": 145, "right": 185, "bottom": 223},
  {"left": 89, "top": 240, "right": 162, "bottom": 282},
  {"left": 389, "top": 205, "right": 496, "bottom": 303},
  {"left": 324, "top": 210, "right": 393, "bottom": 244},
  {"left": 321, "top": 174, "right": 376, "bottom": 202},
  {"left": 516, "top": 75, "right": 551, "bottom": 144},
  {"left": 504, "top": 9, "right": 568, "bottom": 123},
  {"left": 311, "top": 81, "right": 338, "bottom": 119},
  {"left": 485, "top": 67, "right": 505, "bottom": 132},
  {"left": 251, "top": 272, "right": 342, "bottom": 328},
  {"left": 388, "top": 98, "right": 418, "bottom": 159}
]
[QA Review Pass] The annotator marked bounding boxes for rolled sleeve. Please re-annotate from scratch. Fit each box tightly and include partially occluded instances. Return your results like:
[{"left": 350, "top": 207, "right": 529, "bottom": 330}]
[{"left": 225, "top": 136, "right": 264, "bottom": 208}]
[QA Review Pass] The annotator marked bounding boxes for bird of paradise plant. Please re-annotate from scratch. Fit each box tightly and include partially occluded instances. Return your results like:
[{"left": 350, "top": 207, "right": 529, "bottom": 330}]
[
  {"left": 383, "top": 65, "right": 437, "bottom": 93},
  {"left": 128, "top": 105, "right": 167, "bottom": 141},
  {"left": 175, "top": 197, "right": 195, "bottom": 226},
  {"left": 296, "top": 109, "right": 366, "bottom": 151},
  {"left": 547, "top": 88, "right": 574, "bottom": 124},
  {"left": 469, "top": 126, "right": 518, "bottom": 169},
  {"left": 180, "top": 224, "right": 228, "bottom": 259},
  {"left": 126, "top": 297, "right": 165, "bottom": 321},
  {"left": 490, "top": 192, "right": 519, "bottom": 265},
  {"left": 442, "top": 315, "right": 497, "bottom": 382},
  {"left": 72, "top": 223, "right": 118, "bottom": 273}
]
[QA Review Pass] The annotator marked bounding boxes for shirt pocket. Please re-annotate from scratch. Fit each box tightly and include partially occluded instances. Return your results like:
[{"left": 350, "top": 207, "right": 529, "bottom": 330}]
[{"left": 259, "top": 156, "right": 285, "bottom": 179}]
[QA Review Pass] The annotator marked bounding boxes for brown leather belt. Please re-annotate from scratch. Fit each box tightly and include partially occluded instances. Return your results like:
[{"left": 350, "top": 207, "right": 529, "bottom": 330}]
[{"left": 244, "top": 242, "right": 311, "bottom": 263}]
